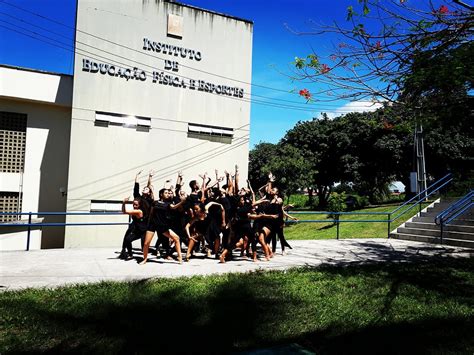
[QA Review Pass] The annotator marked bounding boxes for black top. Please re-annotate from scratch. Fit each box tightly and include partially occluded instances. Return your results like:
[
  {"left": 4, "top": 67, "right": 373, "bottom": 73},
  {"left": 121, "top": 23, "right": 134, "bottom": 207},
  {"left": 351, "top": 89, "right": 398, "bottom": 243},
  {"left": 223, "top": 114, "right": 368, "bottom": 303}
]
[
  {"left": 234, "top": 203, "right": 252, "bottom": 224},
  {"left": 149, "top": 201, "right": 172, "bottom": 228},
  {"left": 218, "top": 196, "right": 232, "bottom": 223},
  {"left": 133, "top": 182, "right": 153, "bottom": 216},
  {"left": 132, "top": 214, "right": 148, "bottom": 233}
]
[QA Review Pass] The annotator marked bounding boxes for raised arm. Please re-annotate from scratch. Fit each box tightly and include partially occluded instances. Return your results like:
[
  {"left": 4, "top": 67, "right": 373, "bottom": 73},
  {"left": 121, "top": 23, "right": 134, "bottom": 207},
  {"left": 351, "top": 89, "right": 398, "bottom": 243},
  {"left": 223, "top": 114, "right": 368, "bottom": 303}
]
[
  {"left": 147, "top": 170, "right": 155, "bottom": 200},
  {"left": 215, "top": 169, "right": 220, "bottom": 188},
  {"left": 175, "top": 171, "right": 183, "bottom": 196},
  {"left": 234, "top": 165, "right": 240, "bottom": 192},
  {"left": 266, "top": 172, "right": 275, "bottom": 194},
  {"left": 225, "top": 170, "right": 234, "bottom": 196},
  {"left": 170, "top": 193, "right": 188, "bottom": 210},
  {"left": 198, "top": 172, "right": 207, "bottom": 203},
  {"left": 147, "top": 170, "right": 154, "bottom": 188},
  {"left": 122, "top": 197, "right": 144, "bottom": 218},
  {"left": 133, "top": 170, "right": 142, "bottom": 198},
  {"left": 257, "top": 183, "right": 268, "bottom": 199},
  {"left": 247, "top": 179, "right": 256, "bottom": 204}
]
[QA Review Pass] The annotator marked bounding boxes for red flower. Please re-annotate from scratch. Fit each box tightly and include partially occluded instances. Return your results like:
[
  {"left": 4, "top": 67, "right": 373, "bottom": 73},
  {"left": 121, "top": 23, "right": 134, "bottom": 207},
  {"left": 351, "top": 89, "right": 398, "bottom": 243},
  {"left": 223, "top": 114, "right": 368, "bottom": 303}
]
[
  {"left": 330, "top": 54, "right": 337, "bottom": 61},
  {"left": 321, "top": 64, "right": 330, "bottom": 74},
  {"left": 439, "top": 5, "right": 449, "bottom": 14},
  {"left": 299, "top": 88, "right": 312, "bottom": 100},
  {"left": 383, "top": 120, "right": 394, "bottom": 130},
  {"left": 374, "top": 41, "right": 382, "bottom": 50}
]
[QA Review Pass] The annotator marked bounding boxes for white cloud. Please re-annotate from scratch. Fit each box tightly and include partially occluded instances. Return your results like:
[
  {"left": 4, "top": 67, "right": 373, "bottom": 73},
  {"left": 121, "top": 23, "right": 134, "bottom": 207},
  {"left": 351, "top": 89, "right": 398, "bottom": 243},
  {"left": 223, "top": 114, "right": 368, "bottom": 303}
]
[{"left": 318, "top": 100, "right": 383, "bottom": 119}]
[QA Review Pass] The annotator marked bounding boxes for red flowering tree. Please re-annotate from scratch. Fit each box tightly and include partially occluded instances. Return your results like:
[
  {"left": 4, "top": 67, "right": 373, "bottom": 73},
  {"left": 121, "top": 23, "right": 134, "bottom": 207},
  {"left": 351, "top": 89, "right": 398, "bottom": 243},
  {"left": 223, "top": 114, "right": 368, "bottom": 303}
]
[{"left": 290, "top": 0, "right": 473, "bottom": 106}]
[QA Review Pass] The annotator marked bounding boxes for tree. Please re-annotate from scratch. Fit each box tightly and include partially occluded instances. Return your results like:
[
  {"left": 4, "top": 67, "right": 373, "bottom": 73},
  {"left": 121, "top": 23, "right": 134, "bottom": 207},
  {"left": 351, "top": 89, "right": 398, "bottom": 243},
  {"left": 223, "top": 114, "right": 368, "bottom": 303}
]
[
  {"left": 333, "top": 111, "right": 412, "bottom": 203},
  {"left": 289, "top": 0, "right": 473, "bottom": 194},
  {"left": 248, "top": 142, "right": 278, "bottom": 189},
  {"left": 248, "top": 142, "right": 310, "bottom": 199},
  {"left": 291, "top": 0, "right": 474, "bottom": 107},
  {"left": 282, "top": 116, "right": 343, "bottom": 208},
  {"left": 265, "top": 144, "right": 311, "bottom": 199}
]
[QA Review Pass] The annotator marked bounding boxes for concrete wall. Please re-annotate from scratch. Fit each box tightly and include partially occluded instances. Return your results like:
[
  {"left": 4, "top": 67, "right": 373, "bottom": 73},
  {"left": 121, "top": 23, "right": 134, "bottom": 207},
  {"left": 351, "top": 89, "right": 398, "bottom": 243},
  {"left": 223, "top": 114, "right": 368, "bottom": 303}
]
[
  {"left": 65, "top": 0, "right": 253, "bottom": 247},
  {"left": 0, "top": 66, "right": 72, "bottom": 250}
]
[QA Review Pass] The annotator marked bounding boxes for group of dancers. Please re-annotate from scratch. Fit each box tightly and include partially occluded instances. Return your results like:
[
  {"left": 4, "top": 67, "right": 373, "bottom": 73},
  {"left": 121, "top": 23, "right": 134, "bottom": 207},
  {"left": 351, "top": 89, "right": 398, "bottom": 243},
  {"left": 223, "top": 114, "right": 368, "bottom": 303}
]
[{"left": 118, "top": 166, "right": 298, "bottom": 265}]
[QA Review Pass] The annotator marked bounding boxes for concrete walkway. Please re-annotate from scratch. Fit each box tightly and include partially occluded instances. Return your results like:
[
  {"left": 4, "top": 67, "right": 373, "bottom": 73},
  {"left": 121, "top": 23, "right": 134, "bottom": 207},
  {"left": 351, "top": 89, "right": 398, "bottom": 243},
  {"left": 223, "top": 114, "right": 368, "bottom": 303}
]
[{"left": 1, "top": 239, "right": 473, "bottom": 290}]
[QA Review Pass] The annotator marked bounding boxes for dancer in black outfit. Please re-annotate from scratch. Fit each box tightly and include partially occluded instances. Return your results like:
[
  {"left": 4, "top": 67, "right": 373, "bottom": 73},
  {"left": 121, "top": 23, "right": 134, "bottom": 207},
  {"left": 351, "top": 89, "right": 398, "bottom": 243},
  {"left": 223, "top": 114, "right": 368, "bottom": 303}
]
[
  {"left": 219, "top": 195, "right": 277, "bottom": 263},
  {"left": 133, "top": 170, "right": 154, "bottom": 210},
  {"left": 268, "top": 192, "right": 297, "bottom": 254},
  {"left": 118, "top": 171, "right": 153, "bottom": 259},
  {"left": 141, "top": 188, "right": 186, "bottom": 265},
  {"left": 119, "top": 197, "right": 148, "bottom": 260}
]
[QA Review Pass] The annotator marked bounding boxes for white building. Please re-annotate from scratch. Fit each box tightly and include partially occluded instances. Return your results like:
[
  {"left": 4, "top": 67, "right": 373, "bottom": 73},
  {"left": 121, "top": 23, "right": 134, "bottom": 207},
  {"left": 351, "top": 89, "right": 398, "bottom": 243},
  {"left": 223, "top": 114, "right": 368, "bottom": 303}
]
[{"left": 0, "top": 0, "right": 253, "bottom": 250}]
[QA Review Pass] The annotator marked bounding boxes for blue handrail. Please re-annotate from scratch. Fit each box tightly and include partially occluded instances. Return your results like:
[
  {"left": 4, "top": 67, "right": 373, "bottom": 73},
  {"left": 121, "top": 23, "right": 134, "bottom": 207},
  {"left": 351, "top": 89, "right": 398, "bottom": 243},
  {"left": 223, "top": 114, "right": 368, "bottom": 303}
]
[
  {"left": 391, "top": 173, "right": 452, "bottom": 218},
  {"left": 435, "top": 190, "right": 473, "bottom": 226},
  {"left": 391, "top": 178, "right": 453, "bottom": 221},
  {"left": 0, "top": 173, "right": 457, "bottom": 249}
]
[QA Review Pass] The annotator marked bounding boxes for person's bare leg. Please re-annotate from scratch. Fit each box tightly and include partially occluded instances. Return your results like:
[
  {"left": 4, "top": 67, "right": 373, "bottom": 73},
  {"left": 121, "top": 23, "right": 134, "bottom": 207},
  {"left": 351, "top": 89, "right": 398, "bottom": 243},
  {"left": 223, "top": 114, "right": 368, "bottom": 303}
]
[
  {"left": 140, "top": 231, "right": 155, "bottom": 265},
  {"left": 214, "top": 238, "right": 220, "bottom": 259},
  {"left": 165, "top": 230, "right": 182, "bottom": 264},
  {"left": 263, "top": 227, "right": 274, "bottom": 258},
  {"left": 258, "top": 232, "right": 271, "bottom": 261},
  {"left": 252, "top": 238, "right": 258, "bottom": 262},
  {"left": 219, "top": 249, "right": 228, "bottom": 263},
  {"left": 186, "top": 237, "right": 196, "bottom": 261}
]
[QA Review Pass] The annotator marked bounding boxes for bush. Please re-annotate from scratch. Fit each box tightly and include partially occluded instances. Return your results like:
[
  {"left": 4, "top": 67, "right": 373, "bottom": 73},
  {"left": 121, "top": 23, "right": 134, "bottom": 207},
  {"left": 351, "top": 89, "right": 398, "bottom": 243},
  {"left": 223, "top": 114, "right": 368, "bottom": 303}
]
[
  {"left": 287, "top": 194, "right": 308, "bottom": 209},
  {"left": 345, "top": 194, "right": 369, "bottom": 210},
  {"left": 287, "top": 194, "right": 320, "bottom": 210},
  {"left": 328, "top": 192, "right": 347, "bottom": 219},
  {"left": 333, "top": 183, "right": 354, "bottom": 194}
]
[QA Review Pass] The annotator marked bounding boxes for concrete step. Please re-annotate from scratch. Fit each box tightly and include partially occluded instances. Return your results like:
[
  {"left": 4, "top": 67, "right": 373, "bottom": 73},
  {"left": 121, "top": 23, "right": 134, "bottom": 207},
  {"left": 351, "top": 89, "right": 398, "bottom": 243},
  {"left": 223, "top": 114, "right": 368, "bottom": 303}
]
[
  {"left": 426, "top": 205, "right": 457, "bottom": 213},
  {"left": 390, "top": 233, "right": 474, "bottom": 248},
  {"left": 449, "top": 219, "right": 474, "bottom": 226},
  {"left": 396, "top": 227, "right": 474, "bottom": 241},
  {"left": 411, "top": 216, "right": 474, "bottom": 225},
  {"left": 420, "top": 210, "right": 445, "bottom": 217},
  {"left": 428, "top": 203, "right": 474, "bottom": 216},
  {"left": 412, "top": 216, "right": 439, "bottom": 223},
  {"left": 405, "top": 222, "right": 474, "bottom": 233}
]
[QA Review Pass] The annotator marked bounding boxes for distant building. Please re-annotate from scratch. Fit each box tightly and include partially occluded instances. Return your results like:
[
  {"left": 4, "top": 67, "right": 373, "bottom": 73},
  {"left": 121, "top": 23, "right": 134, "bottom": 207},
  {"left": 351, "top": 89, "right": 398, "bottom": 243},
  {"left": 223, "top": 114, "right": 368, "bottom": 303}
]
[{"left": 0, "top": 0, "right": 253, "bottom": 250}]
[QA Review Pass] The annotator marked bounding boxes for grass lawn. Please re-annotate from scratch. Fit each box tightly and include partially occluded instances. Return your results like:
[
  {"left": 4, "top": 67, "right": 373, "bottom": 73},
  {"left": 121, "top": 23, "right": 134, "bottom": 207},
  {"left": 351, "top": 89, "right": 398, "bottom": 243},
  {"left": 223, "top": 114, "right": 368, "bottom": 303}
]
[
  {"left": 1, "top": 258, "right": 473, "bottom": 354},
  {"left": 285, "top": 204, "right": 430, "bottom": 240}
]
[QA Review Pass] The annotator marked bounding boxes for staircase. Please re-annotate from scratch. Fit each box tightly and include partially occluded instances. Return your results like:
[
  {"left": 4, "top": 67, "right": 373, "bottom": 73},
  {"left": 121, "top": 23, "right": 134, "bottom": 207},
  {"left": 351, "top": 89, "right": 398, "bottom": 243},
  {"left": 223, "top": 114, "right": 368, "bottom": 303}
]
[{"left": 390, "top": 198, "right": 474, "bottom": 248}]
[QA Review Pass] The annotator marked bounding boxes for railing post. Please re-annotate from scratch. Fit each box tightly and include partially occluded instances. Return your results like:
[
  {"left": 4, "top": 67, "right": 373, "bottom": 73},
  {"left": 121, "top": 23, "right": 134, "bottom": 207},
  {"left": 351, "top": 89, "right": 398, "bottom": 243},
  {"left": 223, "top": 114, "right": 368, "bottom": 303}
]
[
  {"left": 26, "top": 212, "right": 31, "bottom": 251},
  {"left": 440, "top": 219, "right": 443, "bottom": 245},
  {"left": 336, "top": 214, "right": 340, "bottom": 240},
  {"left": 387, "top": 213, "right": 391, "bottom": 238}
]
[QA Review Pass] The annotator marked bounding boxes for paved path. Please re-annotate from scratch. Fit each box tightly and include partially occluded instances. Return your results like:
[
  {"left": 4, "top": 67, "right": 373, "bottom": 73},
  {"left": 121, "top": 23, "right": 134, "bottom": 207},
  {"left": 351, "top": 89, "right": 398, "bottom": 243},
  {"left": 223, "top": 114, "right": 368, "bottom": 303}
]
[{"left": 1, "top": 239, "right": 472, "bottom": 290}]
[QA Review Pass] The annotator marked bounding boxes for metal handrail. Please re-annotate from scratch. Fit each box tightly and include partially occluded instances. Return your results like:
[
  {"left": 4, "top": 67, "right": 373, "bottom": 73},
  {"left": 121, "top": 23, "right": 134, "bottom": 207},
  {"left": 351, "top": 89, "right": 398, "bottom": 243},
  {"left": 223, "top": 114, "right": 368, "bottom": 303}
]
[
  {"left": 0, "top": 211, "right": 124, "bottom": 217},
  {"left": 0, "top": 173, "right": 456, "bottom": 250},
  {"left": 0, "top": 210, "right": 131, "bottom": 251},
  {"left": 290, "top": 211, "right": 388, "bottom": 215},
  {"left": 435, "top": 190, "right": 473, "bottom": 225},
  {"left": 390, "top": 173, "right": 452, "bottom": 217},
  {"left": 444, "top": 202, "right": 473, "bottom": 225},
  {"left": 390, "top": 178, "right": 452, "bottom": 221}
]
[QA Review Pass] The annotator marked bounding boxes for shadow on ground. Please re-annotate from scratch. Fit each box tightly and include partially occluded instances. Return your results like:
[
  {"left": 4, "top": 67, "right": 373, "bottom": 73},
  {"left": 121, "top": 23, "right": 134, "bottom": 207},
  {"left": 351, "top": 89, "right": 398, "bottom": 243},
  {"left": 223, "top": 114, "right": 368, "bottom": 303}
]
[{"left": 1, "top": 258, "right": 473, "bottom": 354}]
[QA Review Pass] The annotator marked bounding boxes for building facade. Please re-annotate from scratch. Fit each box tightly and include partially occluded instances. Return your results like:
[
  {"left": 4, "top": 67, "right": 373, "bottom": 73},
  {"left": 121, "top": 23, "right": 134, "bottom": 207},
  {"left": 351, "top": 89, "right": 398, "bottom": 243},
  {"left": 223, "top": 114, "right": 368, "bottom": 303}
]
[{"left": 0, "top": 0, "right": 253, "bottom": 250}]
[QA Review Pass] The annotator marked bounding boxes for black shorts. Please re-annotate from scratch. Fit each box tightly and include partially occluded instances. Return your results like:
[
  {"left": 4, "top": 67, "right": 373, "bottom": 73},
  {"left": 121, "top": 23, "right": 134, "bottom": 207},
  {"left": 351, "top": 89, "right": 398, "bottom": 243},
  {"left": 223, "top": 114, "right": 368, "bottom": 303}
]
[
  {"left": 147, "top": 222, "right": 169, "bottom": 235},
  {"left": 234, "top": 223, "right": 254, "bottom": 240}
]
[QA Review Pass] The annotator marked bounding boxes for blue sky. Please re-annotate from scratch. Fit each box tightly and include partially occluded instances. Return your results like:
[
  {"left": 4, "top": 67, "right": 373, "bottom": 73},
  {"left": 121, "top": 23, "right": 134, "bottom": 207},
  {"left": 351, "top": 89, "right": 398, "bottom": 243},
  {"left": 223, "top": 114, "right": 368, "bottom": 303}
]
[{"left": 0, "top": 0, "right": 391, "bottom": 146}]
